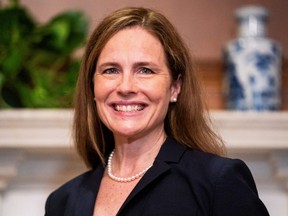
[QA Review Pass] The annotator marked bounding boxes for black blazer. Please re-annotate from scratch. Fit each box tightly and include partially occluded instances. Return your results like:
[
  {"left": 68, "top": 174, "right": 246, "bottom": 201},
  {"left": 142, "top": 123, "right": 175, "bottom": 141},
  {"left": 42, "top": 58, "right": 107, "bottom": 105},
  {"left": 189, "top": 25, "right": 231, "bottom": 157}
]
[{"left": 45, "top": 137, "right": 269, "bottom": 216}]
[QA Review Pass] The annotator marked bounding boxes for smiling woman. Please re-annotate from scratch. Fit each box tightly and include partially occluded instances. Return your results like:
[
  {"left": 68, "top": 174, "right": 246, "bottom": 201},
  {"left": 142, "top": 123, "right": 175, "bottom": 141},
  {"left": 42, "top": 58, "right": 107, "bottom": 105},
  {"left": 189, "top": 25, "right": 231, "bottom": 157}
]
[
  {"left": 93, "top": 27, "right": 177, "bottom": 143},
  {"left": 44, "top": 7, "right": 270, "bottom": 216}
]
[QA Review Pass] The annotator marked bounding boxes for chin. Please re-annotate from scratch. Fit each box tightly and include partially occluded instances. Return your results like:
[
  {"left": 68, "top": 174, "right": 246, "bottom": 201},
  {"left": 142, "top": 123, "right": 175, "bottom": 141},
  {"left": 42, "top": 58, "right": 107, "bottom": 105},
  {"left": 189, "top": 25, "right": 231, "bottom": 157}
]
[{"left": 112, "top": 128, "right": 144, "bottom": 139}]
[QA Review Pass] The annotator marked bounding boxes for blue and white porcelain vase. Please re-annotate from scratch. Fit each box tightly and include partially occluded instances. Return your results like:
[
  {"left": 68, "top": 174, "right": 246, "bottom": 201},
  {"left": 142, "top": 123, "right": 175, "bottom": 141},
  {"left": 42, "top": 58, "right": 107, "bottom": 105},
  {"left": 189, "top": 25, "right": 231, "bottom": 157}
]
[{"left": 224, "top": 6, "right": 282, "bottom": 111}]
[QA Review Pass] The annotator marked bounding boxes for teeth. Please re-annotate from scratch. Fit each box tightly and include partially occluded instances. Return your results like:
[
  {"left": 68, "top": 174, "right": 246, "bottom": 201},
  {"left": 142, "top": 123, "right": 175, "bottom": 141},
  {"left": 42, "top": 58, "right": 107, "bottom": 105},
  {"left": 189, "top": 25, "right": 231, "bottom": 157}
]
[
  {"left": 127, "top": 105, "right": 131, "bottom": 112},
  {"left": 115, "top": 105, "right": 144, "bottom": 112}
]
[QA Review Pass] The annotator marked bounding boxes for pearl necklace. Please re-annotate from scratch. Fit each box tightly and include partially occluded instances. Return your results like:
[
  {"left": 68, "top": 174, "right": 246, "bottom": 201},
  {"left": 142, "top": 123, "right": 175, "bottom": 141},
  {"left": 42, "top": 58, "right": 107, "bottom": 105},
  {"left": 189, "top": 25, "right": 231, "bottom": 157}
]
[{"left": 107, "top": 150, "right": 153, "bottom": 183}]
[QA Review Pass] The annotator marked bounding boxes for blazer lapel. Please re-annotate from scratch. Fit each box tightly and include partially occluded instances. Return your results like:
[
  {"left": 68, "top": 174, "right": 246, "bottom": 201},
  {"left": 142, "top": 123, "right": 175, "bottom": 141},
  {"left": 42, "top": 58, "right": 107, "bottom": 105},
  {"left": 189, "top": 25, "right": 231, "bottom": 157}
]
[
  {"left": 73, "top": 165, "right": 105, "bottom": 216},
  {"left": 117, "top": 136, "right": 187, "bottom": 215}
]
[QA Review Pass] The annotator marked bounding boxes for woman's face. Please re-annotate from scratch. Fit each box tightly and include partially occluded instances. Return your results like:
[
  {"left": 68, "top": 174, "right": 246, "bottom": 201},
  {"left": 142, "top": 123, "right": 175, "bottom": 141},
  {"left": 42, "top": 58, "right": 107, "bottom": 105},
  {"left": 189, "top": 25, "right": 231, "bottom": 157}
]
[{"left": 94, "top": 27, "right": 181, "bottom": 139}]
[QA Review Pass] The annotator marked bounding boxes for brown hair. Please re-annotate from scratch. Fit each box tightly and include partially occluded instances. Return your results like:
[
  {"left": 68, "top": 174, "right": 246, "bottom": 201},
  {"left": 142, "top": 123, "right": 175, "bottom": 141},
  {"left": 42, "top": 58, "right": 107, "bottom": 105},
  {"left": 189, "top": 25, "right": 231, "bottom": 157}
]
[{"left": 74, "top": 7, "right": 226, "bottom": 168}]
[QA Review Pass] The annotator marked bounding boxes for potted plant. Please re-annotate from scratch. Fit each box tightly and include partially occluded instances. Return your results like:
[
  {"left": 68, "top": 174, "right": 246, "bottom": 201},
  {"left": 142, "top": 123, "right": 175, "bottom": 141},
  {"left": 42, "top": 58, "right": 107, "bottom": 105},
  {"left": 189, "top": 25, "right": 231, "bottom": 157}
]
[{"left": 0, "top": 0, "right": 89, "bottom": 108}]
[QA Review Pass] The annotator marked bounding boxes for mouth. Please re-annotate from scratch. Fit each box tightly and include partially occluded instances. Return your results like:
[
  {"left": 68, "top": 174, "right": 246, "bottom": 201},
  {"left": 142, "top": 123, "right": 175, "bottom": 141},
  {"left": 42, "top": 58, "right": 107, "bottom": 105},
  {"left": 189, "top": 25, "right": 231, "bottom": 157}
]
[{"left": 112, "top": 104, "right": 146, "bottom": 112}]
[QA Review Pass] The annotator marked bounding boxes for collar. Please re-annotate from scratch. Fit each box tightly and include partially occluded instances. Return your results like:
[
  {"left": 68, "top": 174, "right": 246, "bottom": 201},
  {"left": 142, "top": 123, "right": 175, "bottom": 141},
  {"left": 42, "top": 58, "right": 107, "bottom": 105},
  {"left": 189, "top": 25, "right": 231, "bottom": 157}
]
[
  {"left": 117, "top": 136, "right": 187, "bottom": 215},
  {"left": 72, "top": 136, "right": 187, "bottom": 216},
  {"left": 155, "top": 136, "right": 187, "bottom": 163}
]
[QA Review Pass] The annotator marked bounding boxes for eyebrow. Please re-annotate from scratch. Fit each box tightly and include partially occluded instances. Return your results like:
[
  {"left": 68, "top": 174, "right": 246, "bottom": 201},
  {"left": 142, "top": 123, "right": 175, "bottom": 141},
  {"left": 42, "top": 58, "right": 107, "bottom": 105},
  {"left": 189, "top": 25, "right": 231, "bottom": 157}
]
[
  {"left": 133, "top": 61, "right": 159, "bottom": 68},
  {"left": 96, "top": 62, "right": 119, "bottom": 69},
  {"left": 97, "top": 61, "right": 160, "bottom": 69}
]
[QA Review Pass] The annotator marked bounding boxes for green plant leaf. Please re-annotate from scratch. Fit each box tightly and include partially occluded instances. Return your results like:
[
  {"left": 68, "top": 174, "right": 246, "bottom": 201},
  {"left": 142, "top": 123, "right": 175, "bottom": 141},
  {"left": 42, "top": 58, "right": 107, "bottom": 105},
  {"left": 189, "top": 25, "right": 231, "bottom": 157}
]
[
  {"left": 0, "top": 5, "right": 35, "bottom": 47},
  {"left": 34, "top": 11, "right": 88, "bottom": 54},
  {"left": 0, "top": 1, "right": 89, "bottom": 108}
]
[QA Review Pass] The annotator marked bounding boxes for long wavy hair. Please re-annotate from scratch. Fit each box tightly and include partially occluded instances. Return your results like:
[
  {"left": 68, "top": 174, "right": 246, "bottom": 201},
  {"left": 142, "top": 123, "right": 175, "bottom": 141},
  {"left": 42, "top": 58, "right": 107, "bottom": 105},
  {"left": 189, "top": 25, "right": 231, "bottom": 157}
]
[{"left": 73, "top": 7, "right": 226, "bottom": 168}]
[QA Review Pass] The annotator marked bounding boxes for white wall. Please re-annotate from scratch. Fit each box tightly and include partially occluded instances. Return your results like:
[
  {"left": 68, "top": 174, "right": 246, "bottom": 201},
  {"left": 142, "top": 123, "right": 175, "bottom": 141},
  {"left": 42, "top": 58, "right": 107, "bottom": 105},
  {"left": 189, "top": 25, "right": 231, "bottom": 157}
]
[
  {"left": 1, "top": 188, "right": 52, "bottom": 216},
  {"left": 2, "top": 0, "right": 288, "bottom": 60},
  {"left": 1, "top": 110, "right": 288, "bottom": 216}
]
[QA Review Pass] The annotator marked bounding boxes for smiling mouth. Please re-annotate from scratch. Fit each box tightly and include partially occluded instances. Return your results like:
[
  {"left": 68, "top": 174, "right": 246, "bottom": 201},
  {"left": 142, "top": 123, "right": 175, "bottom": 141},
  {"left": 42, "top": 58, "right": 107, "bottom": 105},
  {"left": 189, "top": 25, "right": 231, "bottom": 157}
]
[{"left": 113, "top": 104, "right": 145, "bottom": 112}]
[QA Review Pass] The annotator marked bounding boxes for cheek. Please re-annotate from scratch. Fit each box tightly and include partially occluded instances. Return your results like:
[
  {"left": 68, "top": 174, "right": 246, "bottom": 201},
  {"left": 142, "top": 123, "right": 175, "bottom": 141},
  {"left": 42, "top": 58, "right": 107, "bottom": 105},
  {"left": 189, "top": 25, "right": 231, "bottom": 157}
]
[
  {"left": 93, "top": 77, "right": 113, "bottom": 100},
  {"left": 93, "top": 80, "right": 109, "bottom": 122},
  {"left": 93, "top": 84, "right": 103, "bottom": 100},
  {"left": 140, "top": 79, "right": 172, "bottom": 101}
]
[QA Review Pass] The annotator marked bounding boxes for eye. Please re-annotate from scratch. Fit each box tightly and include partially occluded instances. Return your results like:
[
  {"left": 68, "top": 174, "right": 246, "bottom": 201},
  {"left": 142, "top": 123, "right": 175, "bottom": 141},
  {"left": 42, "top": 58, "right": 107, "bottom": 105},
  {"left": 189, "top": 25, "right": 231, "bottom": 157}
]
[
  {"left": 139, "top": 67, "right": 154, "bottom": 74},
  {"left": 103, "top": 68, "right": 118, "bottom": 74}
]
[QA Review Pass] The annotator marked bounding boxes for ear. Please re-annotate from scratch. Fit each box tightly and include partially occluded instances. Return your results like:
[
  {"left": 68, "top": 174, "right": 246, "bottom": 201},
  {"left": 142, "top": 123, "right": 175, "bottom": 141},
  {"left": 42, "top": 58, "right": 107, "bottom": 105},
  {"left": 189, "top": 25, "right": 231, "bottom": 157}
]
[{"left": 170, "top": 75, "right": 182, "bottom": 102}]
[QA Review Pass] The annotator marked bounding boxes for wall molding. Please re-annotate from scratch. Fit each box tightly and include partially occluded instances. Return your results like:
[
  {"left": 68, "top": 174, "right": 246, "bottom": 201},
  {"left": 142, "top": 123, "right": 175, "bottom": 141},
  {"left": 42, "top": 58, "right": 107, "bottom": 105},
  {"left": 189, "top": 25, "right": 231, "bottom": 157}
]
[{"left": 0, "top": 109, "right": 288, "bottom": 191}]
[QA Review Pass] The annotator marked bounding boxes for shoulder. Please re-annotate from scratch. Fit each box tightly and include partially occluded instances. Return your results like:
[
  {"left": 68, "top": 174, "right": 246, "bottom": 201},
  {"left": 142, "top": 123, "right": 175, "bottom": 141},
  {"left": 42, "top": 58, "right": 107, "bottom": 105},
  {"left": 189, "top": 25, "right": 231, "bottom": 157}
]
[
  {"left": 49, "top": 170, "right": 94, "bottom": 196},
  {"left": 45, "top": 169, "right": 102, "bottom": 216},
  {"left": 45, "top": 170, "right": 92, "bottom": 205},
  {"left": 160, "top": 137, "right": 256, "bottom": 192},
  {"left": 178, "top": 148, "right": 269, "bottom": 215},
  {"left": 174, "top": 147, "right": 254, "bottom": 189},
  {"left": 182, "top": 149, "right": 253, "bottom": 183},
  {"left": 160, "top": 136, "right": 251, "bottom": 183}
]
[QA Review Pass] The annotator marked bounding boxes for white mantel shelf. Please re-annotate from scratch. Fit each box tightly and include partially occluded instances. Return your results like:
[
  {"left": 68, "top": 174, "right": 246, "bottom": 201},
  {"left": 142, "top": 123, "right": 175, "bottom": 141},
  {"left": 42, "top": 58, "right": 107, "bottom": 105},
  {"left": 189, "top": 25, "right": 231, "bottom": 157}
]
[
  {"left": 0, "top": 109, "right": 73, "bottom": 149},
  {"left": 0, "top": 109, "right": 287, "bottom": 151},
  {"left": 0, "top": 110, "right": 288, "bottom": 186},
  {"left": 0, "top": 109, "right": 288, "bottom": 215},
  {"left": 212, "top": 111, "right": 288, "bottom": 151}
]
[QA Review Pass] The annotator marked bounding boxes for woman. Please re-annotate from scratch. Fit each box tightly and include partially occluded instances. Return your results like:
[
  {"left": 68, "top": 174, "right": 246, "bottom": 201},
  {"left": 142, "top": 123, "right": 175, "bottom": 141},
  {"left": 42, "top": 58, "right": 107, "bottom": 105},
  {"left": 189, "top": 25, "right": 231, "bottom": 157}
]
[{"left": 45, "top": 7, "right": 269, "bottom": 216}]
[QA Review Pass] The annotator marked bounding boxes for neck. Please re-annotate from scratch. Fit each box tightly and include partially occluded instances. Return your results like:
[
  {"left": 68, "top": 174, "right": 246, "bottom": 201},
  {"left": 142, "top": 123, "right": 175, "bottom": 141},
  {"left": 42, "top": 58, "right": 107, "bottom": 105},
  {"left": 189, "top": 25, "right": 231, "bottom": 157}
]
[{"left": 110, "top": 130, "right": 166, "bottom": 177}]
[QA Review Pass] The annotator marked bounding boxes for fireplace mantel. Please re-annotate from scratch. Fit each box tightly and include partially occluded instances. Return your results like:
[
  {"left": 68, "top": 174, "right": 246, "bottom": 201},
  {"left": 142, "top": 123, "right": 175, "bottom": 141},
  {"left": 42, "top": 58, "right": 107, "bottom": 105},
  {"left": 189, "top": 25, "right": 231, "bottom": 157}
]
[
  {"left": 0, "top": 109, "right": 288, "bottom": 215},
  {"left": 1, "top": 109, "right": 288, "bottom": 187},
  {"left": 1, "top": 109, "right": 287, "bottom": 150}
]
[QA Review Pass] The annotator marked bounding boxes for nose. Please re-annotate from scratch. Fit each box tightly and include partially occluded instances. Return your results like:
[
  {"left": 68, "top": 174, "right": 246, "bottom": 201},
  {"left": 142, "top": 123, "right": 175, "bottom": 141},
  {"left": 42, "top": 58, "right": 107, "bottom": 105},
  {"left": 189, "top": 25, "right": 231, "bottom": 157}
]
[{"left": 117, "top": 72, "right": 138, "bottom": 96}]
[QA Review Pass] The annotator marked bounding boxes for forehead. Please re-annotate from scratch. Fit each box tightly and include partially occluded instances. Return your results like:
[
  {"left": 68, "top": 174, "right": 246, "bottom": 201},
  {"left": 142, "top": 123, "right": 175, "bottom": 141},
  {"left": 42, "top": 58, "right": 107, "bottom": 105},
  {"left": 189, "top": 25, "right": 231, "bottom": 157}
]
[
  {"left": 97, "top": 26, "right": 166, "bottom": 63},
  {"left": 99, "top": 26, "right": 164, "bottom": 56}
]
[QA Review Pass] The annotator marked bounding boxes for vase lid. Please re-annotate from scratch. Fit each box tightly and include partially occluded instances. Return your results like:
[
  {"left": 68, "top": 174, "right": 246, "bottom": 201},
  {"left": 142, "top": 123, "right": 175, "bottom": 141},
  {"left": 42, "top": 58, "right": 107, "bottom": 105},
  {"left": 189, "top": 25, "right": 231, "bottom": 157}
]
[{"left": 235, "top": 6, "right": 269, "bottom": 21}]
